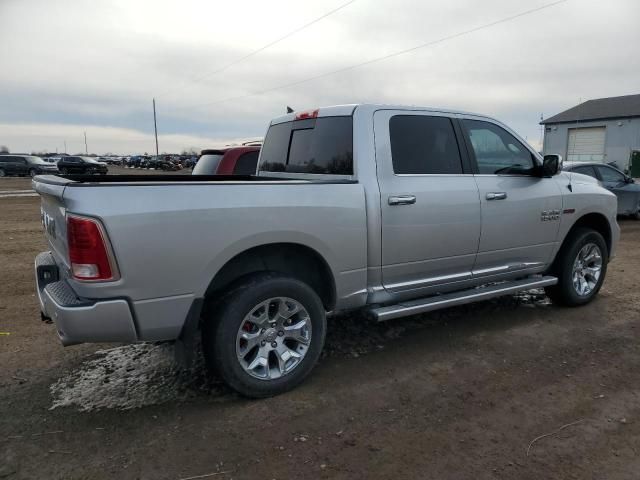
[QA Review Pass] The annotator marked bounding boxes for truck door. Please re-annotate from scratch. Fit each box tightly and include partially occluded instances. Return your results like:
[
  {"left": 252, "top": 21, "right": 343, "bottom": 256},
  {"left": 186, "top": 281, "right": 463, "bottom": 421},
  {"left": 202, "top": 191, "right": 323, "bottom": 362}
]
[
  {"left": 374, "top": 110, "right": 481, "bottom": 296},
  {"left": 459, "top": 118, "right": 562, "bottom": 278}
]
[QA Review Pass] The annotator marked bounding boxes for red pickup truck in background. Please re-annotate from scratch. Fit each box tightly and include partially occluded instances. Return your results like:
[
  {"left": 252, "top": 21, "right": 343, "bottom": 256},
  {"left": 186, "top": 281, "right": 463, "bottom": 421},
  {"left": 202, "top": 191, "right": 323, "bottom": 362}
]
[{"left": 192, "top": 146, "right": 260, "bottom": 175}]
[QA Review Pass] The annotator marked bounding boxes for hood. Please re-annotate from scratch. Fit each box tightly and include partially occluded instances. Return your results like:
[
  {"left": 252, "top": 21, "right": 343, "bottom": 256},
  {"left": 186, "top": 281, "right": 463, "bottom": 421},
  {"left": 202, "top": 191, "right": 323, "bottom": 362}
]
[{"left": 558, "top": 170, "right": 600, "bottom": 186}]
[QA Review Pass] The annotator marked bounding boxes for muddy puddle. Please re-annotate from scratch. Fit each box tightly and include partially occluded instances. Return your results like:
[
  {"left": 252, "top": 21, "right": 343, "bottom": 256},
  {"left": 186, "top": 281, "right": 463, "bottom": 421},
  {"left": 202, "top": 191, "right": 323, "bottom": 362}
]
[{"left": 50, "top": 289, "right": 551, "bottom": 411}]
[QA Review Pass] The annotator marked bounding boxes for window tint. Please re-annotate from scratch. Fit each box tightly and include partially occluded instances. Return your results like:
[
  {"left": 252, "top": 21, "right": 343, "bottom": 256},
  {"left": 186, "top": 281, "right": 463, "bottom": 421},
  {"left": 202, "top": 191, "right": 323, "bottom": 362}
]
[
  {"left": 571, "top": 165, "right": 598, "bottom": 179},
  {"left": 259, "top": 116, "right": 353, "bottom": 175},
  {"left": 233, "top": 151, "right": 259, "bottom": 175},
  {"left": 463, "top": 120, "right": 536, "bottom": 175},
  {"left": 389, "top": 115, "right": 462, "bottom": 174},
  {"left": 597, "top": 165, "right": 625, "bottom": 183}
]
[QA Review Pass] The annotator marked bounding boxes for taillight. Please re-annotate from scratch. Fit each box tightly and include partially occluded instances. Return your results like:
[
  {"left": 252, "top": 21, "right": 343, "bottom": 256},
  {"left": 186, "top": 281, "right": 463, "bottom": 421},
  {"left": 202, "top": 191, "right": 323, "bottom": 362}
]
[
  {"left": 67, "top": 215, "right": 117, "bottom": 281},
  {"left": 294, "top": 109, "right": 319, "bottom": 120}
]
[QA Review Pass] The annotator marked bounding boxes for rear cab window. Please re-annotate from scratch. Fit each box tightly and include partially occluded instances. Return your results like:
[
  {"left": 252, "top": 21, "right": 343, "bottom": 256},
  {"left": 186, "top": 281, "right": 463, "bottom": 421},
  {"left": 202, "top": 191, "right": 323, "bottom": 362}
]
[
  {"left": 258, "top": 116, "right": 353, "bottom": 176},
  {"left": 193, "top": 152, "right": 224, "bottom": 175}
]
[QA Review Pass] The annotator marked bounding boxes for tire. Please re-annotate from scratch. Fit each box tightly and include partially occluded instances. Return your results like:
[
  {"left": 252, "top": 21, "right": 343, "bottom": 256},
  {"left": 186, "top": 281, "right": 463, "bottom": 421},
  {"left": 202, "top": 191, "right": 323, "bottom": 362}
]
[
  {"left": 60, "top": 168, "right": 68, "bottom": 175},
  {"left": 202, "top": 273, "right": 326, "bottom": 398},
  {"left": 0, "top": 169, "right": 5, "bottom": 177},
  {"left": 545, "top": 227, "right": 608, "bottom": 306},
  {"left": 29, "top": 169, "right": 37, "bottom": 178}
]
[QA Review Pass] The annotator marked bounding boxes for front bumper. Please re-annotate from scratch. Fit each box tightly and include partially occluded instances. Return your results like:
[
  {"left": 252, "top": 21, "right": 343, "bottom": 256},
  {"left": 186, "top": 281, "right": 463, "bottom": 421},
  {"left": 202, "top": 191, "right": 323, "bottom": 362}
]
[{"left": 35, "top": 251, "right": 137, "bottom": 346}]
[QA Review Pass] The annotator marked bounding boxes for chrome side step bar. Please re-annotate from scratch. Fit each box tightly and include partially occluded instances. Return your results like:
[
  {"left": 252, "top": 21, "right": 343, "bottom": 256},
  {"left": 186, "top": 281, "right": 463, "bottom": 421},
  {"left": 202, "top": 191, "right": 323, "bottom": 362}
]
[{"left": 369, "top": 276, "right": 558, "bottom": 322}]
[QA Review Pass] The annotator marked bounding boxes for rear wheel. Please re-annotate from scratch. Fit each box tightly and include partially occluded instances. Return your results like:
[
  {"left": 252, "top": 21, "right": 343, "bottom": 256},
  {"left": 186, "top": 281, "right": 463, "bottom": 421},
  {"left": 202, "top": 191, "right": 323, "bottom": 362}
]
[
  {"left": 545, "top": 228, "right": 608, "bottom": 306},
  {"left": 29, "top": 169, "right": 37, "bottom": 177},
  {"left": 0, "top": 168, "right": 5, "bottom": 177},
  {"left": 202, "top": 273, "right": 326, "bottom": 398},
  {"left": 60, "top": 167, "right": 69, "bottom": 175}
]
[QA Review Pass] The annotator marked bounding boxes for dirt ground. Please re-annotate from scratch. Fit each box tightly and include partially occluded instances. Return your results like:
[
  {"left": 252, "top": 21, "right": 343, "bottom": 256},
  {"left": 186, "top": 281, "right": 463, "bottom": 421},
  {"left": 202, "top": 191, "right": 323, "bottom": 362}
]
[{"left": 1, "top": 175, "right": 639, "bottom": 479}]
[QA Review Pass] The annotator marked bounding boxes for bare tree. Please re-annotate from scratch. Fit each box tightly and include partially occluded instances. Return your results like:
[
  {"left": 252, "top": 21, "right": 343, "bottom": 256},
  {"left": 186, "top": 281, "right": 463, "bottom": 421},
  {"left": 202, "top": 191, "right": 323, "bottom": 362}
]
[{"left": 0, "top": 145, "right": 8, "bottom": 153}]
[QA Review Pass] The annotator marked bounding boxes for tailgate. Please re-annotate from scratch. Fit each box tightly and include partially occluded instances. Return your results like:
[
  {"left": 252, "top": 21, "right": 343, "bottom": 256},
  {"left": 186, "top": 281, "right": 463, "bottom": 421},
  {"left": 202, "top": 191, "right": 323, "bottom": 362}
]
[{"left": 33, "top": 178, "right": 70, "bottom": 269}]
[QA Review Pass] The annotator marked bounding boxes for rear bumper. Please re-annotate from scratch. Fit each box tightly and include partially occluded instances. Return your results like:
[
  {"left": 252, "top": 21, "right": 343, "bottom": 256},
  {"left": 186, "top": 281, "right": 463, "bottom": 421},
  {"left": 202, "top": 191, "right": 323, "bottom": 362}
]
[{"left": 35, "top": 251, "right": 137, "bottom": 346}]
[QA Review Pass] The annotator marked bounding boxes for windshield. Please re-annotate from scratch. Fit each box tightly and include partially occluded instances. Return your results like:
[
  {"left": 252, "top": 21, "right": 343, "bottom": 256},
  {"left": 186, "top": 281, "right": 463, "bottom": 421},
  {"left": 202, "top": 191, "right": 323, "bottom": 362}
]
[{"left": 192, "top": 154, "right": 224, "bottom": 175}]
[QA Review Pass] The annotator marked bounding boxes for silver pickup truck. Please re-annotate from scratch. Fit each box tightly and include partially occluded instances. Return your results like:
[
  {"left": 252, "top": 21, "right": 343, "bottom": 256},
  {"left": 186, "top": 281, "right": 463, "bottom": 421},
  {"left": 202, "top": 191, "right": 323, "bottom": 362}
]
[{"left": 34, "top": 104, "right": 619, "bottom": 397}]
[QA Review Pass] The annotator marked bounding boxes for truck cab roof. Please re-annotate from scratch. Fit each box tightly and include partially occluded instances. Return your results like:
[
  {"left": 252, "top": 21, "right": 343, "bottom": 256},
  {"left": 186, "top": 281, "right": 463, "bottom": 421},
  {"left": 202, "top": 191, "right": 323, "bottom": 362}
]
[{"left": 270, "top": 103, "right": 494, "bottom": 125}]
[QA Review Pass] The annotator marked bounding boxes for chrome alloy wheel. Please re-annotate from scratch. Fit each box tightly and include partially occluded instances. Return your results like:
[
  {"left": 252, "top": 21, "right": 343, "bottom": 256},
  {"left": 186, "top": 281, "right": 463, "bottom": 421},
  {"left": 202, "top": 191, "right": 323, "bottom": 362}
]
[
  {"left": 235, "top": 297, "right": 312, "bottom": 380},
  {"left": 572, "top": 243, "right": 603, "bottom": 296}
]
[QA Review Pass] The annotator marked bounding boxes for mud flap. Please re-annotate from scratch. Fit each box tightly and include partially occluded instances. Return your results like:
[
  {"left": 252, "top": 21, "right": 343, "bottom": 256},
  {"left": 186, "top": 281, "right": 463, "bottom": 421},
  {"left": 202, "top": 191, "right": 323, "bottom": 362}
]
[{"left": 174, "top": 298, "right": 204, "bottom": 368}]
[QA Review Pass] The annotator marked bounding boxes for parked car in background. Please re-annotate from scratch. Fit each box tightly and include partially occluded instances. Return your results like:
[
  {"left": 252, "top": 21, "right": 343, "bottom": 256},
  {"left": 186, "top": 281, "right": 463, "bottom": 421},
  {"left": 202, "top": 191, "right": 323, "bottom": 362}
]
[
  {"left": 127, "top": 156, "right": 142, "bottom": 168},
  {"left": 0, "top": 154, "right": 58, "bottom": 177},
  {"left": 33, "top": 104, "right": 619, "bottom": 398},
  {"left": 563, "top": 161, "right": 640, "bottom": 219},
  {"left": 99, "top": 156, "right": 123, "bottom": 166},
  {"left": 192, "top": 146, "right": 260, "bottom": 175},
  {"left": 57, "top": 156, "right": 108, "bottom": 175}
]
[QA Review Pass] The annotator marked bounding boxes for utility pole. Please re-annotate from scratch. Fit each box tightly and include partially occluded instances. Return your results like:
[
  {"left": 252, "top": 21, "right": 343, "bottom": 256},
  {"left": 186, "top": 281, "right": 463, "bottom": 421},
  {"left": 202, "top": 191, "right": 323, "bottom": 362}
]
[
  {"left": 64, "top": 140, "right": 67, "bottom": 154},
  {"left": 153, "top": 98, "right": 159, "bottom": 157},
  {"left": 539, "top": 113, "right": 544, "bottom": 154},
  {"left": 84, "top": 131, "right": 88, "bottom": 155}
]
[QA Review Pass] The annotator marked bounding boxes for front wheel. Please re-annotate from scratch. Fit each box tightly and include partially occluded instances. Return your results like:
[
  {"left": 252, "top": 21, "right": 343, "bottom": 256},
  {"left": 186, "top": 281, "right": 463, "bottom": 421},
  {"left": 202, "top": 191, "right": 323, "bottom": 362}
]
[
  {"left": 0, "top": 168, "right": 5, "bottom": 177},
  {"left": 545, "top": 228, "right": 608, "bottom": 306},
  {"left": 202, "top": 273, "right": 326, "bottom": 398},
  {"left": 29, "top": 169, "right": 37, "bottom": 177}
]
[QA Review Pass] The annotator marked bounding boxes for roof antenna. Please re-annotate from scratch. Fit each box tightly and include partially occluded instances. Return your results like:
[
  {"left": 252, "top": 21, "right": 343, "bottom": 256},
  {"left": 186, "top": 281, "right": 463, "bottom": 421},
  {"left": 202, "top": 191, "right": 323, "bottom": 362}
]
[{"left": 286, "top": 106, "right": 294, "bottom": 114}]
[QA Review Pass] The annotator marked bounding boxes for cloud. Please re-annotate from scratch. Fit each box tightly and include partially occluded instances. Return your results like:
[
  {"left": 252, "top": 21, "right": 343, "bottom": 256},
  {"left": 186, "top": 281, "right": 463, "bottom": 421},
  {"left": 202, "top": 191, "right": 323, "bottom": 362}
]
[{"left": 0, "top": 0, "right": 638, "bottom": 153}]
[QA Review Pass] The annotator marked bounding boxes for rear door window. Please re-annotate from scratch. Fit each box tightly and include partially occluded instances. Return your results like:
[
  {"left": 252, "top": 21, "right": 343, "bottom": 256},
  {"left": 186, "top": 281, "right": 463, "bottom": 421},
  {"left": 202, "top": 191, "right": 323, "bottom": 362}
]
[
  {"left": 259, "top": 116, "right": 353, "bottom": 175},
  {"left": 389, "top": 115, "right": 463, "bottom": 174}
]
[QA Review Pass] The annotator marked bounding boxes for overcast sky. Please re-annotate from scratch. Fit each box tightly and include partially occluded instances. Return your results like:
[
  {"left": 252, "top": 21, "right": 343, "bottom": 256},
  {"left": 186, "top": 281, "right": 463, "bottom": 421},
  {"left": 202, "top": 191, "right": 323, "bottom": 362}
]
[{"left": 1, "top": 0, "right": 638, "bottom": 155}]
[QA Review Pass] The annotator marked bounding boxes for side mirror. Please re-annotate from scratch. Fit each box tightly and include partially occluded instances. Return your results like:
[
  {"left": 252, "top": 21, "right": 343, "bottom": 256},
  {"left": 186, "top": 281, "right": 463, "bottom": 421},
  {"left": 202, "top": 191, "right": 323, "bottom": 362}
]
[
  {"left": 626, "top": 176, "right": 635, "bottom": 184},
  {"left": 541, "top": 154, "right": 562, "bottom": 177}
]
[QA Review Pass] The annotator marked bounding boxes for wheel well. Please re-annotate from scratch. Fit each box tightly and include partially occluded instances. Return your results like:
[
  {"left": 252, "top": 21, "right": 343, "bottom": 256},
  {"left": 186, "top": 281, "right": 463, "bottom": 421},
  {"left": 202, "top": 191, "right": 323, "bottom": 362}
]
[
  {"left": 205, "top": 243, "right": 336, "bottom": 310},
  {"left": 556, "top": 213, "right": 612, "bottom": 260}
]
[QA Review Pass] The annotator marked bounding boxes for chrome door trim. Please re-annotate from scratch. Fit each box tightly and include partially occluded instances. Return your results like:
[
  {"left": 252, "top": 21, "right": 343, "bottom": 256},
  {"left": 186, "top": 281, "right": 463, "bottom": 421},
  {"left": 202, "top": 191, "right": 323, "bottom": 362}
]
[
  {"left": 472, "top": 262, "right": 545, "bottom": 277},
  {"left": 384, "top": 271, "right": 472, "bottom": 291}
]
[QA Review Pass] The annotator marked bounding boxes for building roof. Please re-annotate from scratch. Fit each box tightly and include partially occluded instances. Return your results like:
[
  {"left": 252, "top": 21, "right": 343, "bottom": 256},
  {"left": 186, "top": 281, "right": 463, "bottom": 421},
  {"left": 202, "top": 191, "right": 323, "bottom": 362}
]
[{"left": 541, "top": 94, "right": 640, "bottom": 124}]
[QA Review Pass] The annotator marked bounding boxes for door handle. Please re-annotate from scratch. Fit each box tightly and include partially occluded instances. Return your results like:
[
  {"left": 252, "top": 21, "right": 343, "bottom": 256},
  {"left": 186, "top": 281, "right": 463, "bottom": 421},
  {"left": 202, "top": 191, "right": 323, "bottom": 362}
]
[
  {"left": 486, "top": 192, "right": 507, "bottom": 201},
  {"left": 388, "top": 195, "right": 417, "bottom": 206}
]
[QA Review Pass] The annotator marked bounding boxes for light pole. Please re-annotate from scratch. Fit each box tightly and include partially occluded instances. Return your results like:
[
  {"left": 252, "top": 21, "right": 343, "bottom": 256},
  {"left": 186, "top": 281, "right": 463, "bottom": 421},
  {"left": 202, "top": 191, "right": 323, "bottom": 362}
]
[
  {"left": 84, "top": 131, "right": 88, "bottom": 155},
  {"left": 153, "top": 98, "right": 159, "bottom": 157}
]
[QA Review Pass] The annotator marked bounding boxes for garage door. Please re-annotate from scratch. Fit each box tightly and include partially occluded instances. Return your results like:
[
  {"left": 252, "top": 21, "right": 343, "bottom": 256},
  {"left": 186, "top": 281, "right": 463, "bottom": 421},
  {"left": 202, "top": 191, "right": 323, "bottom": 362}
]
[{"left": 567, "top": 127, "right": 606, "bottom": 162}]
